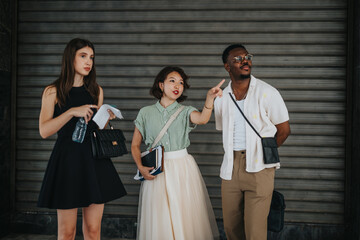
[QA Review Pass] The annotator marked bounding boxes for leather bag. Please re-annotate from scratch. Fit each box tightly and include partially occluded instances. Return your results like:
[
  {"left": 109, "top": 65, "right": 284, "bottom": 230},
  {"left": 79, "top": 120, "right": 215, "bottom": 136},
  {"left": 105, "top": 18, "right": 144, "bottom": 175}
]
[
  {"left": 268, "top": 190, "right": 286, "bottom": 232},
  {"left": 91, "top": 122, "right": 128, "bottom": 159},
  {"left": 261, "top": 137, "right": 280, "bottom": 164}
]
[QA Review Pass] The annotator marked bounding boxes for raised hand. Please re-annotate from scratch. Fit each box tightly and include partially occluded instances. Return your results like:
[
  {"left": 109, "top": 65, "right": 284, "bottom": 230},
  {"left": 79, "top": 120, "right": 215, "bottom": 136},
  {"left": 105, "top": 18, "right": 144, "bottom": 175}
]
[
  {"left": 207, "top": 79, "right": 225, "bottom": 99},
  {"left": 190, "top": 79, "right": 226, "bottom": 124}
]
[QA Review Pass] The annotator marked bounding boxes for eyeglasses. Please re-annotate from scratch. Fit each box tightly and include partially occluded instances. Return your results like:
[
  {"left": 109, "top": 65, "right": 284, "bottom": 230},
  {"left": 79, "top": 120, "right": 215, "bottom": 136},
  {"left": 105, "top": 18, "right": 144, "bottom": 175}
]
[{"left": 233, "top": 54, "right": 253, "bottom": 63}]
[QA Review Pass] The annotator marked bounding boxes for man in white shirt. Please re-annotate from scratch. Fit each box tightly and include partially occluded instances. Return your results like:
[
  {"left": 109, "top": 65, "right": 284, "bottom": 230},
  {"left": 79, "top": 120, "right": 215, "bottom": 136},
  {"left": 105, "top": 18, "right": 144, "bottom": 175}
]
[{"left": 214, "top": 44, "right": 290, "bottom": 240}]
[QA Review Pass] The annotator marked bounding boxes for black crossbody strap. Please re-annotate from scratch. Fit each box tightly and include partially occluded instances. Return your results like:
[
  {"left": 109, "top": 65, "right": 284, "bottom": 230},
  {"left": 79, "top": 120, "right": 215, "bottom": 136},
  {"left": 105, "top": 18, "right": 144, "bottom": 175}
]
[{"left": 229, "top": 93, "right": 262, "bottom": 139}]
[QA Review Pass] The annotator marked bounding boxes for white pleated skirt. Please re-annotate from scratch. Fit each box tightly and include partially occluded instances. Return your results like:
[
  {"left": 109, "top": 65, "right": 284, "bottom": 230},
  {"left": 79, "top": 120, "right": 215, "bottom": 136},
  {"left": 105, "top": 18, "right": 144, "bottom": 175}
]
[{"left": 136, "top": 149, "right": 219, "bottom": 240}]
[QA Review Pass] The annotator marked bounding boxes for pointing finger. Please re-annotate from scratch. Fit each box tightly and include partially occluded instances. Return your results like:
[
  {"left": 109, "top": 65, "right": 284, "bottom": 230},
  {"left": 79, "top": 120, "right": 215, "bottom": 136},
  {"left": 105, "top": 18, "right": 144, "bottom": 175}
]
[{"left": 216, "top": 79, "right": 225, "bottom": 88}]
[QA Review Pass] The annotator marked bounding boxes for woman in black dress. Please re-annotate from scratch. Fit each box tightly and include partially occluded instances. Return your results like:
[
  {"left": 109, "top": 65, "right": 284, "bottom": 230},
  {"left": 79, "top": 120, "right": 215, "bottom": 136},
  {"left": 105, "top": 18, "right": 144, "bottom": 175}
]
[{"left": 38, "top": 38, "right": 126, "bottom": 240}]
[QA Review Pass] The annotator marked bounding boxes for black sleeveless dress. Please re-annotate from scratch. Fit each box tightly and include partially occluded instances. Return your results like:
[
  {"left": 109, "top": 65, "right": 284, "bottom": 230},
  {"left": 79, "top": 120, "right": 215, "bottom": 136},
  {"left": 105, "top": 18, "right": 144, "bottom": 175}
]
[{"left": 37, "top": 86, "right": 127, "bottom": 209}]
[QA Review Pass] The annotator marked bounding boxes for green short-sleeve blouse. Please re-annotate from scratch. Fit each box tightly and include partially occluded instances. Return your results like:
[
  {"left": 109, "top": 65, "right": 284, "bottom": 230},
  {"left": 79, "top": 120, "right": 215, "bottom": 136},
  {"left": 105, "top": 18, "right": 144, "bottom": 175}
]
[{"left": 134, "top": 101, "right": 198, "bottom": 152}]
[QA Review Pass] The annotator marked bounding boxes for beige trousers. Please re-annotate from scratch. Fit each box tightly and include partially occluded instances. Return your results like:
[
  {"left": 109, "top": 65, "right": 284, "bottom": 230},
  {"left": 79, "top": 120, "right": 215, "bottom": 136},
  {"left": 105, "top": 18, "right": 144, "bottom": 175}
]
[{"left": 221, "top": 151, "right": 275, "bottom": 240}]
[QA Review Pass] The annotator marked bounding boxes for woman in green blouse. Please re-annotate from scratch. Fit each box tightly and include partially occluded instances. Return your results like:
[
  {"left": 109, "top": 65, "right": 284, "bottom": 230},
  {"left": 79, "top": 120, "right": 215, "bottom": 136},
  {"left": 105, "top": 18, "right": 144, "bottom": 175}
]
[{"left": 131, "top": 66, "right": 224, "bottom": 240}]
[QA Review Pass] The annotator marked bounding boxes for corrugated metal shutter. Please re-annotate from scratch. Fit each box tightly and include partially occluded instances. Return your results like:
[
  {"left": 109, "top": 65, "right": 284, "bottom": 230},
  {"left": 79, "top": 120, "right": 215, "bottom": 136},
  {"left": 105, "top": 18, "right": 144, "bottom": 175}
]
[{"left": 17, "top": 0, "right": 346, "bottom": 225}]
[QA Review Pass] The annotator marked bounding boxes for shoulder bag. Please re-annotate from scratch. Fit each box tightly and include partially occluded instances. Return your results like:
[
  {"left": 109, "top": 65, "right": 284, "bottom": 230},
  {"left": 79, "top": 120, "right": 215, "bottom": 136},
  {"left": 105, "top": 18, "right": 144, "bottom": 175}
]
[{"left": 91, "top": 121, "right": 128, "bottom": 159}]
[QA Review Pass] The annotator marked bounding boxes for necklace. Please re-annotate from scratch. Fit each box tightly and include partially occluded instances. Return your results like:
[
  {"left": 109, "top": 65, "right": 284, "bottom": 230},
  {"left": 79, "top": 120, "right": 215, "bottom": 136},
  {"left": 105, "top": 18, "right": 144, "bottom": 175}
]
[
  {"left": 231, "top": 81, "right": 249, "bottom": 100},
  {"left": 240, "top": 91, "right": 247, "bottom": 100},
  {"left": 233, "top": 89, "right": 248, "bottom": 101}
]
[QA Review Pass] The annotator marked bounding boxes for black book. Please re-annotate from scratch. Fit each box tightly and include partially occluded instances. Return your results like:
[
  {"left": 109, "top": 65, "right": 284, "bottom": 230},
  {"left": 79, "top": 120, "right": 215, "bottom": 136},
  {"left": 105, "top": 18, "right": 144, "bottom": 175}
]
[
  {"left": 134, "top": 145, "right": 164, "bottom": 181},
  {"left": 141, "top": 149, "right": 157, "bottom": 168}
]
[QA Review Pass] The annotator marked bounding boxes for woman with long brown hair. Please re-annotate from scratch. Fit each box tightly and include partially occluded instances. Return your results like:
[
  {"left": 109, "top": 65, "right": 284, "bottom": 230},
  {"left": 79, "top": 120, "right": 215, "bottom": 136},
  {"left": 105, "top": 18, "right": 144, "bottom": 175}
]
[{"left": 37, "top": 38, "right": 126, "bottom": 240}]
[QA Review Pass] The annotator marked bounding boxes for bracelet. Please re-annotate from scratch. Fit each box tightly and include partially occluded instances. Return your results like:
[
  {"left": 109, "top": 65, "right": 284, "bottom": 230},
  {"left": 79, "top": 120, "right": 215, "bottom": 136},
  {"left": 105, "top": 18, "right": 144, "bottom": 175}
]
[{"left": 204, "top": 105, "right": 213, "bottom": 110}]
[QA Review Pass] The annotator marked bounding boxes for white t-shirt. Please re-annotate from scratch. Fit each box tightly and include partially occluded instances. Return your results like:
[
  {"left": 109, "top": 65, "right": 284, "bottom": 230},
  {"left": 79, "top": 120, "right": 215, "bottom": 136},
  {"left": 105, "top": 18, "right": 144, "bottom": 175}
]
[
  {"left": 214, "top": 75, "right": 289, "bottom": 180},
  {"left": 233, "top": 100, "right": 246, "bottom": 151}
]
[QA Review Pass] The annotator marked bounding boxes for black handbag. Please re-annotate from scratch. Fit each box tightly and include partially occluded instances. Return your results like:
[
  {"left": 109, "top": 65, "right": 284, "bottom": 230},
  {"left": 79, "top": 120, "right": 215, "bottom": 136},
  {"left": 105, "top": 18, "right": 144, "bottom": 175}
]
[
  {"left": 91, "top": 122, "right": 128, "bottom": 159},
  {"left": 262, "top": 137, "right": 280, "bottom": 164},
  {"left": 268, "top": 190, "right": 286, "bottom": 232},
  {"left": 229, "top": 93, "right": 280, "bottom": 164}
]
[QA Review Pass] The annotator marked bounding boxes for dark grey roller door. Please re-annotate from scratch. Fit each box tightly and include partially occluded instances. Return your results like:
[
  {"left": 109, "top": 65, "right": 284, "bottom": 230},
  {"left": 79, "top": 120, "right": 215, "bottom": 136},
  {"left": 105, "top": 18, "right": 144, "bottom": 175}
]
[{"left": 17, "top": 0, "right": 346, "bottom": 224}]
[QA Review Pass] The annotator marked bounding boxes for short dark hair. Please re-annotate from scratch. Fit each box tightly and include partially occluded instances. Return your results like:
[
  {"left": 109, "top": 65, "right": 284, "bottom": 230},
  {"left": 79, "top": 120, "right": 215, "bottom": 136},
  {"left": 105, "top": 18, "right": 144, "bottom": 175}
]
[
  {"left": 222, "top": 44, "right": 247, "bottom": 63},
  {"left": 150, "top": 66, "right": 190, "bottom": 102}
]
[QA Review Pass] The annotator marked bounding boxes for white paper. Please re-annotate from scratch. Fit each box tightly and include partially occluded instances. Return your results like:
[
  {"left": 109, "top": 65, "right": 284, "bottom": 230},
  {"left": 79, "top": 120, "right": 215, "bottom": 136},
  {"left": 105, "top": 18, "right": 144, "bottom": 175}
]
[{"left": 93, "top": 104, "right": 124, "bottom": 129}]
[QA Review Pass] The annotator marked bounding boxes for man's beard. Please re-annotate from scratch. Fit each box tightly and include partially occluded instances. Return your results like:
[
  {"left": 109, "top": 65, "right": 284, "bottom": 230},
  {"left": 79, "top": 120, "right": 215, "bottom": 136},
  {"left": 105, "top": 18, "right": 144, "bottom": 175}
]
[
  {"left": 240, "top": 74, "right": 251, "bottom": 79},
  {"left": 239, "top": 63, "right": 251, "bottom": 79}
]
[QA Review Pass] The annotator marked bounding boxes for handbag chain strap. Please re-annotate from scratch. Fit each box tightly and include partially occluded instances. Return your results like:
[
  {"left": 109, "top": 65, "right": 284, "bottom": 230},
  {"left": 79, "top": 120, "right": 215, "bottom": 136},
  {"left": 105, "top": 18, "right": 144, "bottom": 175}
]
[
  {"left": 229, "top": 93, "right": 262, "bottom": 139},
  {"left": 151, "top": 105, "right": 185, "bottom": 148}
]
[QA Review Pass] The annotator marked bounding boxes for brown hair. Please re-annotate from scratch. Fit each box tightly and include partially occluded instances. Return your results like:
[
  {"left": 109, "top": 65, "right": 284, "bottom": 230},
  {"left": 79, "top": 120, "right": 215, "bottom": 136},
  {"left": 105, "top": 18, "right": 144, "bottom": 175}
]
[
  {"left": 49, "top": 38, "right": 99, "bottom": 107},
  {"left": 150, "top": 66, "right": 190, "bottom": 102}
]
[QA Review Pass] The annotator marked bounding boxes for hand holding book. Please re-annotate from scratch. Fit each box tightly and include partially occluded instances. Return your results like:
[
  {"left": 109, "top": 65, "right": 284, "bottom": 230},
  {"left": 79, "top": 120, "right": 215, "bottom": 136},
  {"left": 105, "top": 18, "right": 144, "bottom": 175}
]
[
  {"left": 133, "top": 106, "right": 184, "bottom": 181},
  {"left": 137, "top": 165, "right": 155, "bottom": 180},
  {"left": 134, "top": 145, "right": 164, "bottom": 181}
]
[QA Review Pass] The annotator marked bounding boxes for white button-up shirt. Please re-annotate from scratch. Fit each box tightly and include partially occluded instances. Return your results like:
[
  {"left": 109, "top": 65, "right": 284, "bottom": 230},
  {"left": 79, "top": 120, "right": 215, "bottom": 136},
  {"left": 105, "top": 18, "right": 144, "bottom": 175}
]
[{"left": 214, "top": 75, "right": 289, "bottom": 180}]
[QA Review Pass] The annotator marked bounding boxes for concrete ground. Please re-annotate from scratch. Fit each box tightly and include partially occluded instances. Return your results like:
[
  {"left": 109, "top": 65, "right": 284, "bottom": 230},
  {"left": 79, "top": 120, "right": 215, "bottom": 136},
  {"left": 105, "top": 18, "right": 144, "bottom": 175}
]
[{"left": 0, "top": 234, "right": 134, "bottom": 240}]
